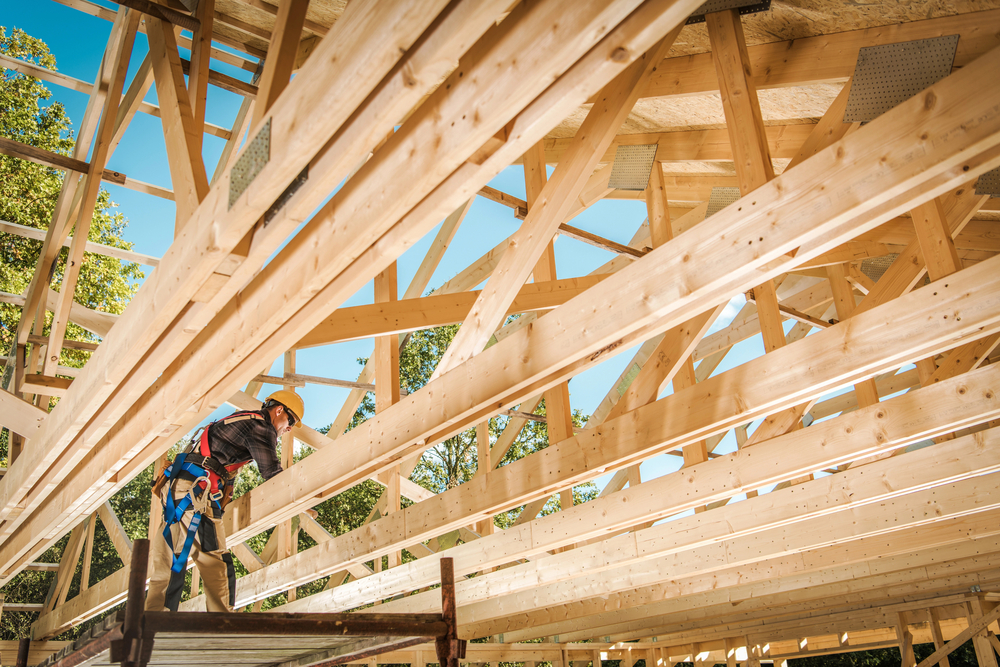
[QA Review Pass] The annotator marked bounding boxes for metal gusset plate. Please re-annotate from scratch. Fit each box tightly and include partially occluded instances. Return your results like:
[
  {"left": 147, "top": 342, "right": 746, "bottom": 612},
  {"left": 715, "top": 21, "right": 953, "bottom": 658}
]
[
  {"left": 687, "top": 0, "right": 771, "bottom": 25},
  {"left": 229, "top": 118, "right": 270, "bottom": 209},
  {"left": 706, "top": 186, "right": 742, "bottom": 218},
  {"left": 607, "top": 144, "right": 659, "bottom": 191},
  {"left": 843, "top": 35, "right": 960, "bottom": 123},
  {"left": 860, "top": 253, "right": 900, "bottom": 283},
  {"left": 975, "top": 166, "right": 1000, "bottom": 197}
]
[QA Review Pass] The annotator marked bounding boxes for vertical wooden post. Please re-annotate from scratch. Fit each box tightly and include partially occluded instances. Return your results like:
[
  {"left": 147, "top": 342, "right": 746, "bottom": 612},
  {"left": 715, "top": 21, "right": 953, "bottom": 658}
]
[
  {"left": 120, "top": 538, "right": 150, "bottom": 667},
  {"left": 81, "top": 513, "right": 97, "bottom": 593},
  {"left": 897, "top": 612, "right": 916, "bottom": 667},
  {"left": 928, "top": 607, "right": 952, "bottom": 667},
  {"left": 279, "top": 350, "right": 298, "bottom": 601},
  {"left": 966, "top": 596, "right": 1000, "bottom": 667},
  {"left": 437, "top": 557, "right": 458, "bottom": 667},
  {"left": 15, "top": 637, "right": 31, "bottom": 667},
  {"left": 375, "top": 261, "right": 402, "bottom": 570}
]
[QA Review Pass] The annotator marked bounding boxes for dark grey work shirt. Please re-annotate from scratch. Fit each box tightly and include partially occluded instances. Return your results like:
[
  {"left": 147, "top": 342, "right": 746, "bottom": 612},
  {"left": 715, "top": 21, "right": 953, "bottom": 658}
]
[{"left": 207, "top": 409, "right": 283, "bottom": 481}]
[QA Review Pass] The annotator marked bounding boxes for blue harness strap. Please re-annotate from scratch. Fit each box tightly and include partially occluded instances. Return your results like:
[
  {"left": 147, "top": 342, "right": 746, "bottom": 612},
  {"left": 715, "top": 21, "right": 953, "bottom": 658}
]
[
  {"left": 159, "top": 452, "right": 222, "bottom": 573},
  {"left": 156, "top": 412, "right": 264, "bottom": 573}
]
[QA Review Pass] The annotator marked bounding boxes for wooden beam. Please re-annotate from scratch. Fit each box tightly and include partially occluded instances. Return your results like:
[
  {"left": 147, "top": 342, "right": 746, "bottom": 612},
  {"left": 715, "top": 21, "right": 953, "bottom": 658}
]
[
  {"left": 0, "top": 389, "right": 47, "bottom": 438},
  {"left": 295, "top": 275, "right": 608, "bottom": 349},
  {"left": 0, "top": 137, "right": 127, "bottom": 185},
  {"left": 146, "top": 16, "right": 210, "bottom": 230},
  {"left": 251, "top": 0, "right": 310, "bottom": 128},
  {"left": 110, "top": 0, "right": 200, "bottom": 31},
  {"left": 186, "top": 0, "right": 214, "bottom": 156}
]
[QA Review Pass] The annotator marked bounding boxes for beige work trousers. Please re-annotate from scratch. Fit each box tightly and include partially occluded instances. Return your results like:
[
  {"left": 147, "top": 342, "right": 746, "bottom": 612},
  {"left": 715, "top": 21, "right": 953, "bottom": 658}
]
[{"left": 145, "top": 477, "right": 234, "bottom": 612}]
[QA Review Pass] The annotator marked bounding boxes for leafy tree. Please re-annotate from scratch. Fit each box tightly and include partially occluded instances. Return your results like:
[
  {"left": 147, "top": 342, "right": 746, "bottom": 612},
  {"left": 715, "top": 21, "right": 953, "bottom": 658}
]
[
  {"left": 0, "top": 25, "right": 145, "bottom": 640},
  {"left": 0, "top": 25, "right": 144, "bottom": 446}
]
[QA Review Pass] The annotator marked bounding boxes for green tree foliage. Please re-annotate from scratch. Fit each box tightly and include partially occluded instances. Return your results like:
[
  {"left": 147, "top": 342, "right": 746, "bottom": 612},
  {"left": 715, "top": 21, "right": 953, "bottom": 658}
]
[
  {"left": 0, "top": 26, "right": 144, "bottom": 436},
  {"left": 0, "top": 25, "right": 146, "bottom": 640}
]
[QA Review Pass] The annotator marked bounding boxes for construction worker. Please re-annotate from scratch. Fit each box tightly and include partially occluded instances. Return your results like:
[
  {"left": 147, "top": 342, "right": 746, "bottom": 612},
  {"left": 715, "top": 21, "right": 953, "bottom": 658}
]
[{"left": 145, "top": 390, "right": 304, "bottom": 612}]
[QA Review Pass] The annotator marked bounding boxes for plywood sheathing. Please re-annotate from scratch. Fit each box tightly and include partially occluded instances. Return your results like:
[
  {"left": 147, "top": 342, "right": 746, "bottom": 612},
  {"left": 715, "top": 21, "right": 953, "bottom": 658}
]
[
  {"left": 548, "top": 83, "right": 842, "bottom": 138},
  {"left": 664, "top": 0, "right": 1000, "bottom": 58},
  {"left": 212, "top": 0, "right": 349, "bottom": 53}
]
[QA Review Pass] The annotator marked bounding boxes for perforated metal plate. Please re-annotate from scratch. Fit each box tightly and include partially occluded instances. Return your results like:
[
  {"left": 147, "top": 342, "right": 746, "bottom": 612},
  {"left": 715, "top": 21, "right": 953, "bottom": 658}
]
[
  {"left": 860, "top": 254, "right": 899, "bottom": 282},
  {"left": 687, "top": 0, "right": 770, "bottom": 24},
  {"left": 975, "top": 166, "right": 1000, "bottom": 197},
  {"left": 608, "top": 144, "right": 659, "bottom": 191},
  {"left": 843, "top": 35, "right": 959, "bottom": 123},
  {"left": 706, "top": 187, "right": 741, "bottom": 218},
  {"left": 229, "top": 118, "right": 270, "bottom": 209},
  {"left": 616, "top": 363, "right": 642, "bottom": 397}
]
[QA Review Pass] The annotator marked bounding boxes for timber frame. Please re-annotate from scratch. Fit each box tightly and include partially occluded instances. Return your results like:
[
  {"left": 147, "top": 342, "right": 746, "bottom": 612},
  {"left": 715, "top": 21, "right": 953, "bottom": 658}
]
[{"left": 2, "top": 0, "right": 1000, "bottom": 665}]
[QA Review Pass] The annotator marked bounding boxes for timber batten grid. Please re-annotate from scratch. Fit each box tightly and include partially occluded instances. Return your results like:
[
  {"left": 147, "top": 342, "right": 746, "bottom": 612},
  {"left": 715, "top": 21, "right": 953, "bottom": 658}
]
[{"left": 1, "top": 0, "right": 1000, "bottom": 665}]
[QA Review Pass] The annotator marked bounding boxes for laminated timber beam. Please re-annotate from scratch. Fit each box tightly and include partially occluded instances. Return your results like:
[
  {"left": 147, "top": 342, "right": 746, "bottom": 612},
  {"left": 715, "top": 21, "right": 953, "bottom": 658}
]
[
  {"left": 366, "top": 434, "right": 1000, "bottom": 632},
  {"left": 503, "top": 544, "right": 1000, "bottom": 644},
  {"left": 183, "top": 361, "right": 1000, "bottom": 613},
  {"left": 461, "top": 510, "right": 1000, "bottom": 642},
  {"left": 4, "top": 0, "right": 708, "bottom": 578},
  {"left": 21, "top": 38, "right": 997, "bottom": 579}
]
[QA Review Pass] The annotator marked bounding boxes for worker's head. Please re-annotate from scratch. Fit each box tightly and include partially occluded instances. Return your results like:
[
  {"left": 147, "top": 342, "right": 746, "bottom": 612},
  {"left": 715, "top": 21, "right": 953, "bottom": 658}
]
[{"left": 262, "top": 390, "right": 305, "bottom": 436}]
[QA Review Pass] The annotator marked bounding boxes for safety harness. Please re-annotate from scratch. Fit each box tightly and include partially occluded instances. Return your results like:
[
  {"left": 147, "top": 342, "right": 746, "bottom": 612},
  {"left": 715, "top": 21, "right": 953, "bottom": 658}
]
[{"left": 158, "top": 412, "right": 263, "bottom": 573}]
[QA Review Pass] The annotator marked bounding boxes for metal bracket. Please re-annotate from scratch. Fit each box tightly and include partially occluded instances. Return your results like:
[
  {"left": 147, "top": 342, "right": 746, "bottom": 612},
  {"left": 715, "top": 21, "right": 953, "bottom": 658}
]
[
  {"left": 264, "top": 166, "right": 310, "bottom": 225},
  {"left": 687, "top": 0, "right": 771, "bottom": 25},
  {"left": 706, "top": 186, "right": 741, "bottom": 218},
  {"left": 975, "top": 167, "right": 1000, "bottom": 198},
  {"left": 229, "top": 118, "right": 271, "bottom": 209},
  {"left": 608, "top": 144, "right": 659, "bottom": 191},
  {"left": 844, "top": 35, "right": 960, "bottom": 123}
]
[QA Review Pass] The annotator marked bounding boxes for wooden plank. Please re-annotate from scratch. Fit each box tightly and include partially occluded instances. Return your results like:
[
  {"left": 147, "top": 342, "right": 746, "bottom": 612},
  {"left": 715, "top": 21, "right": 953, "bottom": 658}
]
[
  {"left": 912, "top": 197, "right": 963, "bottom": 281},
  {"left": 295, "top": 276, "right": 607, "bottom": 349},
  {"left": 0, "top": 137, "right": 126, "bottom": 185},
  {"left": 539, "top": 124, "right": 815, "bottom": 165},
  {"left": 0, "top": 219, "right": 159, "bottom": 267},
  {"left": 367, "top": 436, "right": 1000, "bottom": 622},
  {"left": 0, "top": 389, "right": 47, "bottom": 438},
  {"left": 146, "top": 15, "right": 210, "bottom": 230},
  {"left": 186, "top": 0, "right": 215, "bottom": 156},
  {"left": 20, "top": 375, "right": 73, "bottom": 398},
  {"left": 251, "top": 0, "right": 310, "bottom": 128},
  {"left": 0, "top": 52, "right": 93, "bottom": 93},
  {"left": 96, "top": 501, "right": 132, "bottom": 564}
]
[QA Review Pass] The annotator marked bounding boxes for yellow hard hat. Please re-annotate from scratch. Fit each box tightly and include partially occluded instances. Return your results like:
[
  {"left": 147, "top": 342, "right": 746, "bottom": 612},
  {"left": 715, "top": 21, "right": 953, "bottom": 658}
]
[{"left": 264, "top": 389, "right": 304, "bottom": 428}]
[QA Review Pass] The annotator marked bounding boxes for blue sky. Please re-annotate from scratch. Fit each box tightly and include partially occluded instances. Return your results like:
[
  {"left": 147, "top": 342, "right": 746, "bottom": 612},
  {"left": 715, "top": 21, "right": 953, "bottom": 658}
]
[{"left": 4, "top": 1, "right": 787, "bottom": 485}]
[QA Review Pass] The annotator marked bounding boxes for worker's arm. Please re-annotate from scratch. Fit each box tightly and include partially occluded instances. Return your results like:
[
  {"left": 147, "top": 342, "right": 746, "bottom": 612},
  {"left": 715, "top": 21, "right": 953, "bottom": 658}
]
[{"left": 247, "top": 421, "right": 284, "bottom": 480}]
